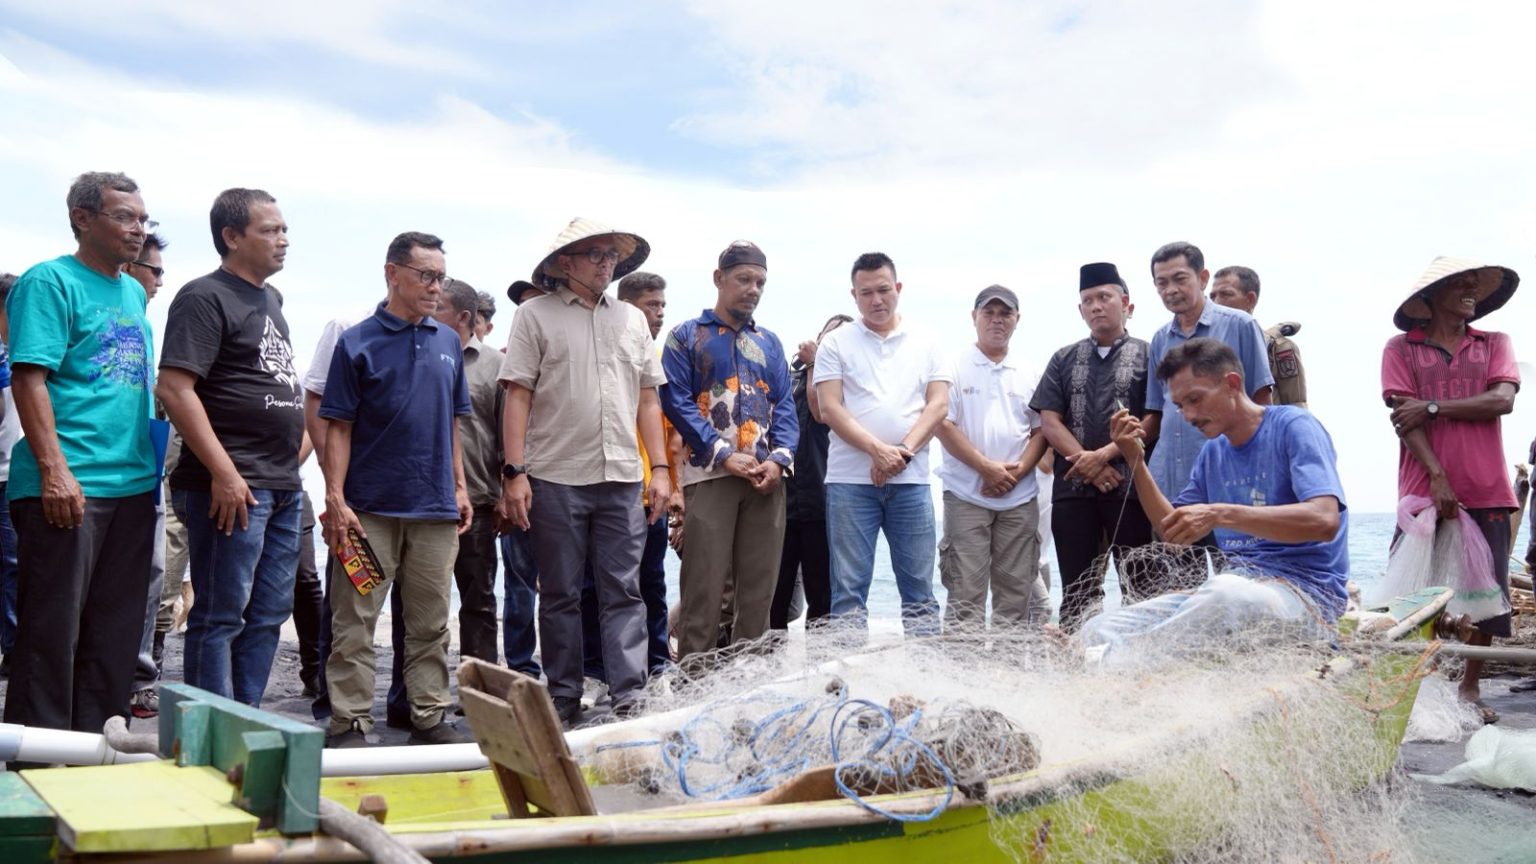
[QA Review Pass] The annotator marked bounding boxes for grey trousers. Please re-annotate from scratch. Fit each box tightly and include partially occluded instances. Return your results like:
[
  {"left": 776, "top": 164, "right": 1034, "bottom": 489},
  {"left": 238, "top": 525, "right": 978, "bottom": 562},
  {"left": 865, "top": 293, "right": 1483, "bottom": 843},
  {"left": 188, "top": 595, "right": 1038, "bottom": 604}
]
[
  {"left": 938, "top": 492, "right": 1047, "bottom": 629},
  {"left": 529, "top": 478, "right": 647, "bottom": 704},
  {"left": 677, "top": 477, "right": 786, "bottom": 662}
]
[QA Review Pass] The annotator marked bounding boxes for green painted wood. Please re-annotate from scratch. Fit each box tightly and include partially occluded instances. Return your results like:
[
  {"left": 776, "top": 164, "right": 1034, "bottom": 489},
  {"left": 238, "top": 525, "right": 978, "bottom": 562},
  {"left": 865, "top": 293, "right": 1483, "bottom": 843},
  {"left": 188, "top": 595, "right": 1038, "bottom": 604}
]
[
  {"left": 22, "top": 762, "right": 258, "bottom": 853},
  {"left": 159, "top": 683, "right": 324, "bottom": 834},
  {"left": 234, "top": 730, "right": 286, "bottom": 821},
  {"left": 1384, "top": 586, "right": 1450, "bottom": 621},
  {"left": 0, "top": 835, "right": 55, "bottom": 864},
  {"left": 173, "top": 700, "right": 211, "bottom": 766},
  {"left": 0, "top": 772, "right": 54, "bottom": 837}
]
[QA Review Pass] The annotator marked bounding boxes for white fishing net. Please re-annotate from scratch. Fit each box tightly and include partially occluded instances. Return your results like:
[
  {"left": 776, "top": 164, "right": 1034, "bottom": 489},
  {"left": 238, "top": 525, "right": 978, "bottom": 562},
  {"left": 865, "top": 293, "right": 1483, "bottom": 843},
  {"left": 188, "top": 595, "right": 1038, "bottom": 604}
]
[{"left": 579, "top": 545, "right": 1445, "bottom": 863}]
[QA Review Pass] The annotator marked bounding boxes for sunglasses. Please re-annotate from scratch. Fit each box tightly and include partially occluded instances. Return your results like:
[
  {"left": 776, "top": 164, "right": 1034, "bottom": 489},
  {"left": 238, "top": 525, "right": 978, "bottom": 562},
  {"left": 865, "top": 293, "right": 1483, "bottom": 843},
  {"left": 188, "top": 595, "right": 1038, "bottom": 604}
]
[{"left": 130, "top": 260, "right": 164, "bottom": 278}]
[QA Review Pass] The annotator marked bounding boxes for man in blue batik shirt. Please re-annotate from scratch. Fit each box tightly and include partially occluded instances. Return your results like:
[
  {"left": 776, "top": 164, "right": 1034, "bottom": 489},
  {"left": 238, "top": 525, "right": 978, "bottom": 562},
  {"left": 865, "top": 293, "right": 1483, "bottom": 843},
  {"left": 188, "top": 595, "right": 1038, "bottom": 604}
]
[
  {"left": 1142, "top": 242, "right": 1274, "bottom": 501},
  {"left": 660, "top": 241, "right": 798, "bottom": 665}
]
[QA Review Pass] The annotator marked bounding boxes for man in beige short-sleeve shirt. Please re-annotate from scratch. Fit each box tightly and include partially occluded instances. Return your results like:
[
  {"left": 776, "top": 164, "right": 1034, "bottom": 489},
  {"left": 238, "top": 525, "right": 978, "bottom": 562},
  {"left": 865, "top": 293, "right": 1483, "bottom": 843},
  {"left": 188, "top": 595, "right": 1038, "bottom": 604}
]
[{"left": 497, "top": 218, "right": 671, "bottom": 727}]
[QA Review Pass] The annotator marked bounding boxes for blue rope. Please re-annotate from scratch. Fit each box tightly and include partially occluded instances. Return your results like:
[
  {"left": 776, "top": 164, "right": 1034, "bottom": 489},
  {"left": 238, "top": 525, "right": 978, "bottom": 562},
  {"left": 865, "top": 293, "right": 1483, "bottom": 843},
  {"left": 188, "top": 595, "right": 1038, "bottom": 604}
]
[{"left": 598, "top": 685, "right": 958, "bottom": 822}]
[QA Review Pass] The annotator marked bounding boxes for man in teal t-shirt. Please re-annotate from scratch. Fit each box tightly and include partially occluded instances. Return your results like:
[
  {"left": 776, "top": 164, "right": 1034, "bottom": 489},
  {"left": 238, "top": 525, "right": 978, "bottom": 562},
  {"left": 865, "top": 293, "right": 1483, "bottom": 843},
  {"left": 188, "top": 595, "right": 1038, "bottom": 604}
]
[{"left": 1, "top": 172, "right": 159, "bottom": 758}]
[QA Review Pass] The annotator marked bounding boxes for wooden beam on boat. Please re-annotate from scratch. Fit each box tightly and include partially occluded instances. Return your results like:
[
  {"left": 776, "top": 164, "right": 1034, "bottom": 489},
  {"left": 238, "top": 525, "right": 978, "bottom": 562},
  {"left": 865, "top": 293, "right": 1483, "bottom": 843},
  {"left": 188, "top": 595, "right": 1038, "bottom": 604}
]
[
  {"left": 1368, "top": 641, "right": 1536, "bottom": 666},
  {"left": 158, "top": 683, "right": 324, "bottom": 834},
  {"left": 0, "top": 773, "right": 54, "bottom": 864},
  {"left": 21, "top": 761, "right": 258, "bottom": 853}
]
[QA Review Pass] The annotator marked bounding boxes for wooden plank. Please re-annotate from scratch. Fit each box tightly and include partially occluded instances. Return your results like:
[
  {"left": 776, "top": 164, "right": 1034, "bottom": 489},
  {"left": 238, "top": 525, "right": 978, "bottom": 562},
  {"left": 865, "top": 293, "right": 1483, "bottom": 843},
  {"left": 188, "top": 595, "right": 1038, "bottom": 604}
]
[
  {"left": 458, "top": 658, "right": 597, "bottom": 818},
  {"left": 233, "top": 730, "right": 286, "bottom": 819},
  {"left": 0, "top": 772, "right": 54, "bottom": 837},
  {"left": 159, "top": 683, "right": 324, "bottom": 834},
  {"left": 320, "top": 771, "right": 509, "bottom": 825},
  {"left": 22, "top": 762, "right": 258, "bottom": 853},
  {"left": 172, "top": 700, "right": 211, "bottom": 766}
]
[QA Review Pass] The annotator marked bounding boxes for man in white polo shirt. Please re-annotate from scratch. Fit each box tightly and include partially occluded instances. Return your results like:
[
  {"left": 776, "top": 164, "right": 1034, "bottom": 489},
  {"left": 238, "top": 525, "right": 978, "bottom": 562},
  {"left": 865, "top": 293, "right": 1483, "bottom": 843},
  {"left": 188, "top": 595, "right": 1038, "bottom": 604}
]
[
  {"left": 814, "top": 252, "right": 951, "bottom": 639},
  {"left": 935, "top": 285, "right": 1051, "bottom": 630}
]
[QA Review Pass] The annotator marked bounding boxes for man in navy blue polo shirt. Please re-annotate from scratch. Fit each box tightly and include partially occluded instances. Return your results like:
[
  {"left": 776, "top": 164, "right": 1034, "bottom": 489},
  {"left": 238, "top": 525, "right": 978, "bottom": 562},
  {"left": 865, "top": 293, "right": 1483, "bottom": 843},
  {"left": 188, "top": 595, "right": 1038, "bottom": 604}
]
[{"left": 320, "top": 231, "right": 472, "bottom": 747}]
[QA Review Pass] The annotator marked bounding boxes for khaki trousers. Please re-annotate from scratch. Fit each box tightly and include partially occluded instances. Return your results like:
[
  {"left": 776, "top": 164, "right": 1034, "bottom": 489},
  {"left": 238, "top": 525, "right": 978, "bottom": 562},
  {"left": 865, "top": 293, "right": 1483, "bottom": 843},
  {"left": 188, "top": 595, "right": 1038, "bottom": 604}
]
[
  {"left": 326, "top": 513, "right": 458, "bottom": 734},
  {"left": 939, "top": 492, "right": 1046, "bottom": 629},
  {"left": 677, "top": 477, "right": 786, "bottom": 662}
]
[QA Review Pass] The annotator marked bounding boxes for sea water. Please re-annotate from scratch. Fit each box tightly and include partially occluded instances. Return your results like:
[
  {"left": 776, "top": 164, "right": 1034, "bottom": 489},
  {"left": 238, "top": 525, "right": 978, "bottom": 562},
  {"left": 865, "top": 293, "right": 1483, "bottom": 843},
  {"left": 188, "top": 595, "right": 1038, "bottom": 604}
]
[{"left": 435, "top": 510, "right": 1531, "bottom": 622}]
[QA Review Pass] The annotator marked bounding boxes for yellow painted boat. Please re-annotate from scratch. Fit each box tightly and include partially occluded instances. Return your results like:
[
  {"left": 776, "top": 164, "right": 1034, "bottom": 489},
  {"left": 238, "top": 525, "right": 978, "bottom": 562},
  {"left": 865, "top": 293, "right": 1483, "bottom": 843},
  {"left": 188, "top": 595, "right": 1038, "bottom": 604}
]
[{"left": 1, "top": 587, "right": 1450, "bottom": 863}]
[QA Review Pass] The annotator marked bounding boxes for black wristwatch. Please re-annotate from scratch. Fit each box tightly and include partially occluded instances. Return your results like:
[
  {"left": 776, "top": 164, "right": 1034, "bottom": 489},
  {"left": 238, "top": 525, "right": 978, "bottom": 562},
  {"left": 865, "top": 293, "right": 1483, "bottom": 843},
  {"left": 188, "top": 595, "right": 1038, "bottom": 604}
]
[
  {"left": 1426, "top": 401, "right": 1440, "bottom": 419},
  {"left": 501, "top": 463, "right": 527, "bottom": 480}
]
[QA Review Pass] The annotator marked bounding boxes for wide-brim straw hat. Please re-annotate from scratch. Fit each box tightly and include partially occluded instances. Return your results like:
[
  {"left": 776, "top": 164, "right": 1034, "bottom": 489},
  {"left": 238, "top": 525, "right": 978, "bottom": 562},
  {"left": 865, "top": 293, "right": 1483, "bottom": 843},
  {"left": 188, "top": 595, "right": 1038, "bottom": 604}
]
[
  {"left": 535, "top": 217, "right": 649, "bottom": 286},
  {"left": 1394, "top": 257, "right": 1518, "bottom": 331}
]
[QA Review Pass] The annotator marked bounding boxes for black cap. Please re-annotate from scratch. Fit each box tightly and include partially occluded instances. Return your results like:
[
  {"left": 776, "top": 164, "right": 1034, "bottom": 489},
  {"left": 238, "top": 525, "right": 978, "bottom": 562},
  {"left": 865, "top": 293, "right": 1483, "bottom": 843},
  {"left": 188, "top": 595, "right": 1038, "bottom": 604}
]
[
  {"left": 973, "top": 285, "right": 1019, "bottom": 310},
  {"left": 718, "top": 240, "right": 767, "bottom": 271},
  {"left": 1080, "top": 262, "right": 1127, "bottom": 293},
  {"left": 507, "top": 280, "right": 545, "bottom": 305}
]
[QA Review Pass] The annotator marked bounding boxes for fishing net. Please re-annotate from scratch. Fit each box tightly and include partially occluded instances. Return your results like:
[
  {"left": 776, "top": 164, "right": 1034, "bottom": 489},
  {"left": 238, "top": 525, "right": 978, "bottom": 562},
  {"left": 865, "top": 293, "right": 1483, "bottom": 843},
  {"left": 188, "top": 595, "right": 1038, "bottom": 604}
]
[
  {"left": 1368, "top": 497, "right": 1510, "bottom": 622},
  {"left": 579, "top": 543, "right": 1445, "bottom": 863}
]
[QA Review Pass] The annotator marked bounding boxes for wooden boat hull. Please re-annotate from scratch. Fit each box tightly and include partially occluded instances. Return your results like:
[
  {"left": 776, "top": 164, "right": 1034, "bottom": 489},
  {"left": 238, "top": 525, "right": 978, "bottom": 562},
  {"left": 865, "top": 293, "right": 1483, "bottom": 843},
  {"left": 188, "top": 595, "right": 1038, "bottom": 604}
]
[{"left": 9, "top": 588, "right": 1448, "bottom": 863}]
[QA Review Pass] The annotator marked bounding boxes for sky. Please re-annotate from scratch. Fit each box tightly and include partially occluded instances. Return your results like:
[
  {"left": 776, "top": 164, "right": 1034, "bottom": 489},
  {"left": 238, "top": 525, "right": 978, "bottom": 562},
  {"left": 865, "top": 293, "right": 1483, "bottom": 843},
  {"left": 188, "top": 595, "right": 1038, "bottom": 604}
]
[{"left": 1, "top": 0, "right": 1533, "bottom": 513}]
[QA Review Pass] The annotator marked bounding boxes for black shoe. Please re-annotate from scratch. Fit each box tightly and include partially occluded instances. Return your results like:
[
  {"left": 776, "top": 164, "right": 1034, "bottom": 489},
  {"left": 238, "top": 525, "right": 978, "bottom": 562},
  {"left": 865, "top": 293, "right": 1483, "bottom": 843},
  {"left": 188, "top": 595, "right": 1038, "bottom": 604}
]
[
  {"left": 553, "top": 696, "right": 584, "bottom": 728},
  {"left": 610, "top": 698, "right": 641, "bottom": 721},
  {"left": 326, "top": 720, "right": 372, "bottom": 749},
  {"left": 409, "top": 720, "right": 470, "bottom": 745}
]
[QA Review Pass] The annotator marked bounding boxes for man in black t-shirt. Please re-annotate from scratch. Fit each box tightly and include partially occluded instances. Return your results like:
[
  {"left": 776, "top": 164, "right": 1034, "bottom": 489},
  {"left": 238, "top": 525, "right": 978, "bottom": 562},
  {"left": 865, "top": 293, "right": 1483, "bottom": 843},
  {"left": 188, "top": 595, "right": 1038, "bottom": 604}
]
[{"left": 156, "top": 188, "right": 304, "bottom": 708}]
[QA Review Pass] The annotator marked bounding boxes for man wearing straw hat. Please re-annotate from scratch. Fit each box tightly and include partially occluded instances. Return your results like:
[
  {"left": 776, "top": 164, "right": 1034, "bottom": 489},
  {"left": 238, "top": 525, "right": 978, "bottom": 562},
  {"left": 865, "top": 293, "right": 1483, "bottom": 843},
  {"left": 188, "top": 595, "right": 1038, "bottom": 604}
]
[
  {"left": 1381, "top": 257, "right": 1520, "bottom": 724},
  {"left": 499, "top": 218, "right": 672, "bottom": 726}
]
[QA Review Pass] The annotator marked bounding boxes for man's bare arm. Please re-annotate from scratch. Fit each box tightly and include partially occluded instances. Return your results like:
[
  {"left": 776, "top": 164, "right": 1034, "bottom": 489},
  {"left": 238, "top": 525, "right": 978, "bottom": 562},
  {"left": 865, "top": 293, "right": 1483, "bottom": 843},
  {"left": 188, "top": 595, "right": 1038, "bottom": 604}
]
[
  {"left": 11, "top": 365, "right": 83, "bottom": 528},
  {"left": 900, "top": 380, "right": 950, "bottom": 452},
  {"left": 157, "top": 367, "right": 256, "bottom": 533},
  {"left": 304, "top": 390, "right": 328, "bottom": 467}
]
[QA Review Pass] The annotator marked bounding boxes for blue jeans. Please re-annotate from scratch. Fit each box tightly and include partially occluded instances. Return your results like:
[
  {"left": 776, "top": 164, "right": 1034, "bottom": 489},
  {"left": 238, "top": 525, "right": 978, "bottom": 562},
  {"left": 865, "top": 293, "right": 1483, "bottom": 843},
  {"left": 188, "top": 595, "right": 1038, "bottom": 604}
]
[
  {"left": 0, "top": 482, "right": 17, "bottom": 656},
  {"left": 175, "top": 487, "right": 302, "bottom": 707},
  {"left": 501, "top": 530, "right": 542, "bottom": 678},
  {"left": 825, "top": 483, "right": 940, "bottom": 638},
  {"left": 639, "top": 514, "right": 670, "bottom": 675}
]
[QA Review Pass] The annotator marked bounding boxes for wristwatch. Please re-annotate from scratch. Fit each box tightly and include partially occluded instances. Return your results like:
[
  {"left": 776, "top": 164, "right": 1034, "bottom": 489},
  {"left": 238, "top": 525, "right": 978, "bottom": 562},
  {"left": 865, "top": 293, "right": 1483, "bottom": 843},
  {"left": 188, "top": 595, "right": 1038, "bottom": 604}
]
[
  {"left": 1426, "top": 401, "right": 1440, "bottom": 419},
  {"left": 501, "top": 463, "right": 527, "bottom": 480}
]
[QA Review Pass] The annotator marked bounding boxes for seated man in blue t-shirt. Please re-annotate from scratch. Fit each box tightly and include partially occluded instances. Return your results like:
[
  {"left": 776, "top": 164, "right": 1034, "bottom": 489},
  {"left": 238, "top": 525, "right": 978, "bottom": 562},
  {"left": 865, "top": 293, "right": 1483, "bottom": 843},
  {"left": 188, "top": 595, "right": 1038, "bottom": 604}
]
[{"left": 1080, "top": 337, "right": 1349, "bottom": 659}]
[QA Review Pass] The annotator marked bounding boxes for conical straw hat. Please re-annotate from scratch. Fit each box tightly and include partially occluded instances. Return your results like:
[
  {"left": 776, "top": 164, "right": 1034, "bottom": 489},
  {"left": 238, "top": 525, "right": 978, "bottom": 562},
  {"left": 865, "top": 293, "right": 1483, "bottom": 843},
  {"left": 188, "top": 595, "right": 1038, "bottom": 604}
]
[
  {"left": 534, "top": 217, "right": 650, "bottom": 287},
  {"left": 1393, "top": 256, "right": 1518, "bottom": 331}
]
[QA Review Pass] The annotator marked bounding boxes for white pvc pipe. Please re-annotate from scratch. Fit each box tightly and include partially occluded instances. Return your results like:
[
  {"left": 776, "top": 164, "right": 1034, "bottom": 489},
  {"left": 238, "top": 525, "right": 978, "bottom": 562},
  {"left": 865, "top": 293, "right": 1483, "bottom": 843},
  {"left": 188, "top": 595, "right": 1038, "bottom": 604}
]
[
  {"left": 319, "top": 743, "right": 488, "bottom": 776},
  {"left": 0, "top": 723, "right": 158, "bottom": 767}
]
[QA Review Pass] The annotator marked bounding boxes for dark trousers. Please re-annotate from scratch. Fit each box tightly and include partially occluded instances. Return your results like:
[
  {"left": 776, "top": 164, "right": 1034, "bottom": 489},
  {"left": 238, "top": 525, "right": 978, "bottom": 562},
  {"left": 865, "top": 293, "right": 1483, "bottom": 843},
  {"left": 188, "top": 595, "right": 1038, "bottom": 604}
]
[
  {"left": 772, "top": 518, "right": 831, "bottom": 629},
  {"left": 1052, "top": 495, "right": 1155, "bottom": 633},
  {"left": 453, "top": 506, "right": 499, "bottom": 664},
  {"left": 4, "top": 493, "right": 155, "bottom": 753},
  {"left": 529, "top": 479, "right": 647, "bottom": 704},
  {"left": 500, "top": 530, "right": 541, "bottom": 678},
  {"left": 581, "top": 514, "right": 670, "bottom": 680},
  {"left": 639, "top": 514, "right": 670, "bottom": 674},
  {"left": 291, "top": 493, "right": 322, "bottom": 691}
]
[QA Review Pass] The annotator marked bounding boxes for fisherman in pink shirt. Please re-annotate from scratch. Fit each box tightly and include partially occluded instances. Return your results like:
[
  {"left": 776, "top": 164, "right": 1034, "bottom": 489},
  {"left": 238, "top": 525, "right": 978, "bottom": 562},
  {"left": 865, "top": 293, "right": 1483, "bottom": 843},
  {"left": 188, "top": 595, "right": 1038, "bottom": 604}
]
[{"left": 1381, "top": 257, "right": 1520, "bottom": 724}]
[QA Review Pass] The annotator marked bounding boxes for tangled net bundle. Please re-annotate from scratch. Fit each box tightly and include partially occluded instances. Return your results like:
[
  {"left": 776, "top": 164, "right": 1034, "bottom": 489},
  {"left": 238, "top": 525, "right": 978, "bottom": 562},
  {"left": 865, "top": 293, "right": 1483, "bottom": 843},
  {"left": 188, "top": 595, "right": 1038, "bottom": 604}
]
[{"left": 580, "top": 543, "right": 1448, "bottom": 862}]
